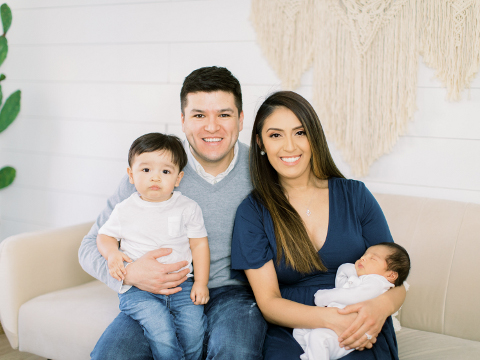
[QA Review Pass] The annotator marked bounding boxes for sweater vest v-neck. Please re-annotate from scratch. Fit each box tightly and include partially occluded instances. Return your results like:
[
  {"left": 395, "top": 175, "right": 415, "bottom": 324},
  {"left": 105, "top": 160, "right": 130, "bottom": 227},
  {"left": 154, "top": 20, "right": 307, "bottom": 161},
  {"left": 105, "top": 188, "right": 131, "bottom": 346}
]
[{"left": 177, "top": 142, "right": 252, "bottom": 288}]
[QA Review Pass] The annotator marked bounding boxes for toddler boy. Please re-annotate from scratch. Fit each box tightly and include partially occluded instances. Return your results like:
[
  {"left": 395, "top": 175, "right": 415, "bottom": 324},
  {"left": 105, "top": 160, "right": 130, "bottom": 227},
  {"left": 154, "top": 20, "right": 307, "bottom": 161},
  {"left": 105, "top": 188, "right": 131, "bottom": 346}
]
[{"left": 96, "top": 132, "right": 210, "bottom": 360}]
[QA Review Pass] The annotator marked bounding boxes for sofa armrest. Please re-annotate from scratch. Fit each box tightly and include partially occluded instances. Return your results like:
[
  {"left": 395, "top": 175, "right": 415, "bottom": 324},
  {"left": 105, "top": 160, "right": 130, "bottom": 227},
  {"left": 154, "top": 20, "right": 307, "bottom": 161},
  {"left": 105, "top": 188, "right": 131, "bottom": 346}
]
[{"left": 0, "top": 222, "right": 95, "bottom": 349}]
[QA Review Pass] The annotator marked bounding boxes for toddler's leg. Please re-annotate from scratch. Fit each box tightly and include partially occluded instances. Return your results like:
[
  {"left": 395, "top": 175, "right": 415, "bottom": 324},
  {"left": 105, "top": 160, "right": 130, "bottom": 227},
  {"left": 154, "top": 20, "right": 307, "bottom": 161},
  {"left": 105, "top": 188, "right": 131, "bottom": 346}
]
[
  {"left": 303, "top": 328, "right": 354, "bottom": 360},
  {"left": 119, "top": 287, "right": 184, "bottom": 360},
  {"left": 170, "top": 280, "right": 206, "bottom": 360}
]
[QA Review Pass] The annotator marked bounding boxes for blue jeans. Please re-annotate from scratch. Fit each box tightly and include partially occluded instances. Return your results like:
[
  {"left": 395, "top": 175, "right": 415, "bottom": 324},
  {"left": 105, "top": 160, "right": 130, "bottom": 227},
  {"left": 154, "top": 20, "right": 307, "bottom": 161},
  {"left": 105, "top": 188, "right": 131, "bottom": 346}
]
[
  {"left": 118, "top": 280, "right": 205, "bottom": 360},
  {"left": 91, "top": 285, "right": 267, "bottom": 360}
]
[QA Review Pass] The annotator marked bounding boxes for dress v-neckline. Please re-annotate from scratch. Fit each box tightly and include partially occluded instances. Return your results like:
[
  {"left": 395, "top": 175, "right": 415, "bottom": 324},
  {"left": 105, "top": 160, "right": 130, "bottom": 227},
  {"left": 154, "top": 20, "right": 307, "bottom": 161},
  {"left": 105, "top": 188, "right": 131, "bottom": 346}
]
[{"left": 315, "top": 178, "right": 331, "bottom": 253}]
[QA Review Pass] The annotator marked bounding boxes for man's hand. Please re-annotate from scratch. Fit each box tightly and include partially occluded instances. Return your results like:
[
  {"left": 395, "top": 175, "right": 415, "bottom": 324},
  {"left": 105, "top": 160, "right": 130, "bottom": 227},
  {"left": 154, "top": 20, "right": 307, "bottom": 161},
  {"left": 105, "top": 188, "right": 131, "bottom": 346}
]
[
  {"left": 107, "top": 251, "right": 132, "bottom": 281},
  {"left": 190, "top": 282, "right": 209, "bottom": 305},
  {"left": 123, "top": 248, "right": 189, "bottom": 294}
]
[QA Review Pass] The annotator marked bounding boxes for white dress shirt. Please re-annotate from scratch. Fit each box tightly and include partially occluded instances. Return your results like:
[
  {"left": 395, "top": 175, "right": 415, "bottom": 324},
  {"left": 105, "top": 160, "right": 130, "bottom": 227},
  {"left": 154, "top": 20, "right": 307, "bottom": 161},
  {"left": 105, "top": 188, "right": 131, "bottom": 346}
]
[{"left": 184, "top": 139, "right": 239, "bottom": 184}]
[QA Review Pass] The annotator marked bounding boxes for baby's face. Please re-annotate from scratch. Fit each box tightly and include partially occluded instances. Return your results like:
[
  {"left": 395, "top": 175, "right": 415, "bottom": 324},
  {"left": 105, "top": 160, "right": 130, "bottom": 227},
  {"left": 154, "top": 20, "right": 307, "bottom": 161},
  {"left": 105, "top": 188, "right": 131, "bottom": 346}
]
[
  {"left": 355, "top": 245, "right": 391, "bottom": 278},
  {"left": 127, "top": 150, "right": 183, "bottom": 203}
]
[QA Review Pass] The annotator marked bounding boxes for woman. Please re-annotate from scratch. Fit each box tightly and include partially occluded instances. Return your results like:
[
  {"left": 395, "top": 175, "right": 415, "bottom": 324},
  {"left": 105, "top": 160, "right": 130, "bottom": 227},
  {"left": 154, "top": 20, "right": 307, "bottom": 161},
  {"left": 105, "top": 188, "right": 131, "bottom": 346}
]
[{"left": 231, "top": 91, "right": 405, "bottom": 359}]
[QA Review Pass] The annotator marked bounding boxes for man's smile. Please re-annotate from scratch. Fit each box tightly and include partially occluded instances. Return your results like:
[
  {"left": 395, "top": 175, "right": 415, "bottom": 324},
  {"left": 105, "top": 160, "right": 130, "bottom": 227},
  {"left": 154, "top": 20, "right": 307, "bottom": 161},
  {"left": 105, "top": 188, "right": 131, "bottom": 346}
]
[{"left": 203, "top": 138, "right": 222, "bottom": 143}]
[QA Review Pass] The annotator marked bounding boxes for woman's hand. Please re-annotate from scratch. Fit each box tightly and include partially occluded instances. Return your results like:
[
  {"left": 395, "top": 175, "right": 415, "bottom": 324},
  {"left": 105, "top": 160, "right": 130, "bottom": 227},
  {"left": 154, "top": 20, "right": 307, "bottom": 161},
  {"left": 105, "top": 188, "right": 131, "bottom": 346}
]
[
  {"left": 320, "top": 307, "right": 374, "bottom": 351},
  {"left": 337, "top": 284, "right": 406, "bottom": 350},
  {"left": 337, "top": 297, "right": 389, "bottom": 350},
  {"left": 324, "top": 309, "right": 358, "bottom": 338}
]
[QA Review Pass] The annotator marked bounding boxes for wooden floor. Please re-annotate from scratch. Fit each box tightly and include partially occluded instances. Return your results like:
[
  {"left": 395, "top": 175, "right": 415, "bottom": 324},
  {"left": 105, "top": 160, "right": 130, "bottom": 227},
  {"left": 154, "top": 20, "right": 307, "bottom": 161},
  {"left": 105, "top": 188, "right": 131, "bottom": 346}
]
[{"left": 0, "top": 334, "right": 46, "bottom": 360}]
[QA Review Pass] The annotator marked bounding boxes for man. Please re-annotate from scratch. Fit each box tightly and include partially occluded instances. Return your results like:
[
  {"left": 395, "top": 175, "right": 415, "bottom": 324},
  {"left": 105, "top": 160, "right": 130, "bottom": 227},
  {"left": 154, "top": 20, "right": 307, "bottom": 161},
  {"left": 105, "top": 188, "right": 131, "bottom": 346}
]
[{"left": 79, "top": 66, "right": 267, "bottom": 359}]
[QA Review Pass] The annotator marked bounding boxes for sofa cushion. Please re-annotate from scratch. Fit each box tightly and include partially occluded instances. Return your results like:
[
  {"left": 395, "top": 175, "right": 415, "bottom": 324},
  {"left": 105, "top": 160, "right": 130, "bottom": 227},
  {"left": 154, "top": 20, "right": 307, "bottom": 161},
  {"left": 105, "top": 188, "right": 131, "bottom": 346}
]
[
  {"left": 397, "top": 327, "right": 480, "bottom": 359},
  {"left": 375, "top": 195, "right": 480, "bottom": 341},
  {"left": 18, "top": 280, "right": 119, "bottom": 360},
  {"left": 15, "top": 280, "right": 480, "bottom": 359}
]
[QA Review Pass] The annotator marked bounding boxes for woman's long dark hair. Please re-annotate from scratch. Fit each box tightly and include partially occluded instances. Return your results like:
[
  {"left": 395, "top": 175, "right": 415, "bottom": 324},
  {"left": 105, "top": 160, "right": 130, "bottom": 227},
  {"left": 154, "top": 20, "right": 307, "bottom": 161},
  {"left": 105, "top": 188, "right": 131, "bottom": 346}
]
[{"left": 250, "top": 91, "right": 345, "bottom": 273}]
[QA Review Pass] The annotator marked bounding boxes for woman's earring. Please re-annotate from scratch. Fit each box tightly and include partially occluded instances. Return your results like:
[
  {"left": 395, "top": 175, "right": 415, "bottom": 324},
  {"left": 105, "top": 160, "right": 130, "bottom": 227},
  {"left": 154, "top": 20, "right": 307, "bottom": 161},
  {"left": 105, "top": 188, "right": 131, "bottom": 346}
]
[{"left": 260, "top": 150, "right": 265, "bottom": 155}]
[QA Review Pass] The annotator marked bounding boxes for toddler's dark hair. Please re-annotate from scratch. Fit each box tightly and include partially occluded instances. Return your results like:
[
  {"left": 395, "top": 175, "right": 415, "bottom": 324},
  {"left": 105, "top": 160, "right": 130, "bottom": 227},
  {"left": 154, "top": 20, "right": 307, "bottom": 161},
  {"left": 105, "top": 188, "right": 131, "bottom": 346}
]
[
  {"left": 376, "top": 242, "right": 411, "bottom": 287},
  {"left": 128, "top": 133, "right": 187, "bottom": 171}
]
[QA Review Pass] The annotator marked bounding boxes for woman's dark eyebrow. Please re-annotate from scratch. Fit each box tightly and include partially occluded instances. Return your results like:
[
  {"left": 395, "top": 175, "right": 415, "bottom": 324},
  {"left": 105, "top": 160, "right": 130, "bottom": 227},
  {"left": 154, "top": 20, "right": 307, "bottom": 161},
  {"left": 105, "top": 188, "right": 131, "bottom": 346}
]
[{"left": 266, "top": 125, "right": 304, "bottom": 132}]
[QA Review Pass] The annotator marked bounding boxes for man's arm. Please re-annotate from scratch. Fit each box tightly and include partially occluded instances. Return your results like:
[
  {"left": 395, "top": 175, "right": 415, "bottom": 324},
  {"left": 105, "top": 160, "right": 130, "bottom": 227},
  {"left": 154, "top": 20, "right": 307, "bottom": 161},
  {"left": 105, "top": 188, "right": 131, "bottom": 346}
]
[{"left": 78, "top": 174, "right": 135, "bottom": 291}]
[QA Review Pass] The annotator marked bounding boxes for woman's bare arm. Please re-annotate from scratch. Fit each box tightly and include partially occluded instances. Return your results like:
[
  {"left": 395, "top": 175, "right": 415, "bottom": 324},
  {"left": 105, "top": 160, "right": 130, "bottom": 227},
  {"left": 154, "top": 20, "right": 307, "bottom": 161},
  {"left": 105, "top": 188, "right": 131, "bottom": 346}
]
[{"left": 245, "top": 260, "right": 356, "bottom": 332}]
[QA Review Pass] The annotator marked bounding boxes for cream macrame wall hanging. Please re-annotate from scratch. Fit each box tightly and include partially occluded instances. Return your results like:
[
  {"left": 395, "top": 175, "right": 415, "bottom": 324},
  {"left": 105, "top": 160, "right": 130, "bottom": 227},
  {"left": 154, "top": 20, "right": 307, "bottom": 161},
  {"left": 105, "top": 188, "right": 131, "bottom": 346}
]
[
  {"left": 419, "top": 1, "right": 480, "bottom": 100},
  {"left": 251, "top": 0, "right": 480, "bottom": 176}
]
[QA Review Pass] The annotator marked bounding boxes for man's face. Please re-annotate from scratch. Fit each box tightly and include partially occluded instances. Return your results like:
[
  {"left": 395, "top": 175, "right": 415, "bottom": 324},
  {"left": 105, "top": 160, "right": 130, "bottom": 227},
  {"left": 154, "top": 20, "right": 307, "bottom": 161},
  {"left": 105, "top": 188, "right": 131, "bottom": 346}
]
[{"left": 181, "top": 91, "right": 244, "bottom": 166}]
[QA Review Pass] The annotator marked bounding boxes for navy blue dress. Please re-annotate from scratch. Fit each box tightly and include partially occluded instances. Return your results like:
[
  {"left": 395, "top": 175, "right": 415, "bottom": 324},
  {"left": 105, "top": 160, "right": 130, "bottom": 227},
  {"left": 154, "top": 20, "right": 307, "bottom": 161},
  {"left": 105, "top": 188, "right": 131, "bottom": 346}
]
[{"left": 231, "top": 178, "right": 398, "bottom": 360}]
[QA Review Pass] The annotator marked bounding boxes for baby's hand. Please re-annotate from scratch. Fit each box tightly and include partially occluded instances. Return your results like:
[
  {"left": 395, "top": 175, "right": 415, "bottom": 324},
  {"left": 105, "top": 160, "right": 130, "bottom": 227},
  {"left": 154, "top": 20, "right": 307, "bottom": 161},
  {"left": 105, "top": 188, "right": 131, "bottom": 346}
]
[
  {"left": 107, "top": 251, "right": 132, "bottom": 281},
  {"left": 190, "top": 282, "right": 209, "bottom": 305}
]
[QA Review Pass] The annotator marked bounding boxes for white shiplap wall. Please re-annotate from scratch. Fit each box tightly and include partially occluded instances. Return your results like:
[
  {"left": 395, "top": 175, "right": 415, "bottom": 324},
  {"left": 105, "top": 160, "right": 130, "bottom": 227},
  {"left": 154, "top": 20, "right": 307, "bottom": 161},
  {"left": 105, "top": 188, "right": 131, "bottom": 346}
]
[{"left": 1, "top": 0, "right": 479, "bottom": 240}]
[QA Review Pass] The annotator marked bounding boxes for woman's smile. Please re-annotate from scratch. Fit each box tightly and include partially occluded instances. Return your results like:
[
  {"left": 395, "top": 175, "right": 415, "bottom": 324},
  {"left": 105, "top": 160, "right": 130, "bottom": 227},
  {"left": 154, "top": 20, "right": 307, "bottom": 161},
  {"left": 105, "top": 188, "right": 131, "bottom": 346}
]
[{"left": 280, "top": 155, "right": 302, "bottom": 164}]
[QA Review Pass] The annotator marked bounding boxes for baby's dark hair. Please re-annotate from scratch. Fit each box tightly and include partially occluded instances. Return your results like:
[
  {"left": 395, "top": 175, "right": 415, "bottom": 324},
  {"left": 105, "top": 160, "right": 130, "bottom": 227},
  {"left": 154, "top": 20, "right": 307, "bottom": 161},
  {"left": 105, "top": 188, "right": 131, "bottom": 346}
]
[
  {"left": 128, "top": 133, "right": 187, "bottom": 171},
  {"left": 376, "top": 242, "right": 411, "bottom": 287}
]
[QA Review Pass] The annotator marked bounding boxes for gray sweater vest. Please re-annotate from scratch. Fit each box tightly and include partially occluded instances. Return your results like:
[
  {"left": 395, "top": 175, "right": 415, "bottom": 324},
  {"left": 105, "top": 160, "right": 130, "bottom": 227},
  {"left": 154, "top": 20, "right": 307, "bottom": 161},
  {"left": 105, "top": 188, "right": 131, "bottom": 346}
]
[{"left": 177, "top": 142, "right": 252, "bottom": 288}]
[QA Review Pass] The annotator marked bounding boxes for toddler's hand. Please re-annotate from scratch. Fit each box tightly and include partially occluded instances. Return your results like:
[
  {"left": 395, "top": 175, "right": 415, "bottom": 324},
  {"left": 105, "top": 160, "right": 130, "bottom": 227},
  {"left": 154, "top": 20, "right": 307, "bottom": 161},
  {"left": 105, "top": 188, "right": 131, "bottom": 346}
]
[
  {"left": 190, "top": 282, "right": 209, "bottom": 305},
  {"left": 107, "top": 251, "right": 132, "bottom": 281}
]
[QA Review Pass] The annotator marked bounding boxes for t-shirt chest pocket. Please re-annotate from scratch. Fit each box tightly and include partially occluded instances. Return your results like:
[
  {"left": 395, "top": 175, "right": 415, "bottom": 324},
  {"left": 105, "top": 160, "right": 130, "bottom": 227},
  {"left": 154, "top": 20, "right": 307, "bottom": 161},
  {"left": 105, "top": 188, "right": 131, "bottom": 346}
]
[{"left": 168, "top": 216, "right": 184, "bottom": 237}]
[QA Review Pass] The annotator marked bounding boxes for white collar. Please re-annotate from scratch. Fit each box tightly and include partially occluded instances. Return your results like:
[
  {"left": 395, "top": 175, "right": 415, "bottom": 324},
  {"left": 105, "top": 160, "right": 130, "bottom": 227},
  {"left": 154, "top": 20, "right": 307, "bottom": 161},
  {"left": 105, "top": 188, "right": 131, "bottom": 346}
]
[{"left": 184, "top": 139, "right": 239, "bottom": 185}]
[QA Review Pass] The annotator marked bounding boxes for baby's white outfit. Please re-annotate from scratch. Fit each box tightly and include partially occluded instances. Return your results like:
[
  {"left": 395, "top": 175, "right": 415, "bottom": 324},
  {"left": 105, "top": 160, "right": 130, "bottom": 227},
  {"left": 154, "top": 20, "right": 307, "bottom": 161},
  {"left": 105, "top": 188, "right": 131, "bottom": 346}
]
[
  {"left": 98, "top": 191, "right": 207, "bottom": 277},
  {"left": 293, "top": 263, "right": 394, "bottom": 360}
]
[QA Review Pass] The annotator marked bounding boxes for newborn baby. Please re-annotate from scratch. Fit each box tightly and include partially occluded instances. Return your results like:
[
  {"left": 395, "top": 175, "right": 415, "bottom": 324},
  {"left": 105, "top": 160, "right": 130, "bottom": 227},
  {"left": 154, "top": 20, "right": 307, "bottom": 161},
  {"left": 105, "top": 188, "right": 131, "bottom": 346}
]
[{"left": 293, "top": 242, "right": 410, "bottom": 360}]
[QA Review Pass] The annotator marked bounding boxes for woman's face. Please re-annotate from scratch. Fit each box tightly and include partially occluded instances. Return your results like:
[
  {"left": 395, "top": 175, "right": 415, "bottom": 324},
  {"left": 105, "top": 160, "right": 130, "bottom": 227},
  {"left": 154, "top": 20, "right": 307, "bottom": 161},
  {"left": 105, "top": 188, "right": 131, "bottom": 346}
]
[{"left": 259, "top": 106, "right": 312, "bottom": 183}]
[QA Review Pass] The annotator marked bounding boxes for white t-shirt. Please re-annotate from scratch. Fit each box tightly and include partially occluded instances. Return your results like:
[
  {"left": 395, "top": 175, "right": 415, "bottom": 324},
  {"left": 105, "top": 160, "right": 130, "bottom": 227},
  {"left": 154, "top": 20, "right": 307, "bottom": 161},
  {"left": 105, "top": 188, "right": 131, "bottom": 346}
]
[{"left": 98, "top": 191, "right": 208, "bottom": 276}]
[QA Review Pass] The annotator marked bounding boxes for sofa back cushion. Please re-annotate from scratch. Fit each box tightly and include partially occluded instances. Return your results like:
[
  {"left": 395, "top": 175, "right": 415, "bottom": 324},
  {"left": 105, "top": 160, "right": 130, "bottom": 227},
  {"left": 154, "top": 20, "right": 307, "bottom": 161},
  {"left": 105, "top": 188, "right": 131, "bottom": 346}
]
[{"left": 374, "top": 194, "right": 480, "bottom": 341}]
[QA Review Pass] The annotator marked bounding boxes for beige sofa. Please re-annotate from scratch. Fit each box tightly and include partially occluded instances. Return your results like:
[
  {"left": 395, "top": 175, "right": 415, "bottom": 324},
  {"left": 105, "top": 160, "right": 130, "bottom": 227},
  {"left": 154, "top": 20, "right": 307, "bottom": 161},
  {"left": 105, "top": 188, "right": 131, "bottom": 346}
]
[{"left": 1, "top": 193, "right": 480, "bottom": 359}]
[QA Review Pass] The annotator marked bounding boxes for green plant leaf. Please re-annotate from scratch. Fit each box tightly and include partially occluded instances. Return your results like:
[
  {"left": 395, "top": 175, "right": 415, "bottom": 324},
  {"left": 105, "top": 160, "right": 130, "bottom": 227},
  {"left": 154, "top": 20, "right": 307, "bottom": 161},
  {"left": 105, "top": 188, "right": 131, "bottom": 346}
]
[
  {"left": 1, "top": 4, "right": 12, "bottom": 35},
  {"left": 0, "top": 36, "right": 7, "bottom": 67},
  {"left": 0, "top": 89, "right": 20, "bottom": 133},
  {"left": 0, "top": 166, "right": 15, "bottom": 189},
  {"left": 0, "top": 74, "right": 5, "bottom": 81},
  {"left": 0, "top": 84, "right": 3, "bottom": 107}
]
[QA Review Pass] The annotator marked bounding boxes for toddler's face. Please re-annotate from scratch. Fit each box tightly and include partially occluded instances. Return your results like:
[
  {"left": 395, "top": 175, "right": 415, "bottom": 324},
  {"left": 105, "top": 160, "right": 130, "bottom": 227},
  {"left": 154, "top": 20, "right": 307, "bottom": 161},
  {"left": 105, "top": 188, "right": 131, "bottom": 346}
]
[
  {"left": 355, "top": 245, "right": 391, "bottom": 278},
  {"left": 127, "top": 150, "right": 183, "bottom": 202}
]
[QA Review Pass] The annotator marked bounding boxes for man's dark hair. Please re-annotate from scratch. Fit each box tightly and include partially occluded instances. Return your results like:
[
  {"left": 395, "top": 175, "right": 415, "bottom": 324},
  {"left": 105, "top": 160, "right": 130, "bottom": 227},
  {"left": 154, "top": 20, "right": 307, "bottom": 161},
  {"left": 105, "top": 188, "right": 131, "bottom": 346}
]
[
  {"left": 376, "top": 242, "right": 411, "bottom": 287},
  {"left": 128, "top": 133, "right": 187, "bottom": 171},
  {"left": 180, "top": 66, "right": 243, "bottom": 115}
]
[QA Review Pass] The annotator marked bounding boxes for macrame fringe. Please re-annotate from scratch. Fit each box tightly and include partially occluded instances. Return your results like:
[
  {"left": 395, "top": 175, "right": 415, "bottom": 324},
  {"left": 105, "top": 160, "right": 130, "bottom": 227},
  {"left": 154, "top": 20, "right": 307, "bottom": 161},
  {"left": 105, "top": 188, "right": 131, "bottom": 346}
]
[
  {"left": 250, "top": 0, "right": 315, "bottom": 89},
  {"left": 314, "top": 0, "right": 418, "bottom": 176},
  {"left": 250, "top": 0, "right": 480, "bottom": 176},
  {"left": 419, "top": 0, "right": 480, "bottom": 100}
]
